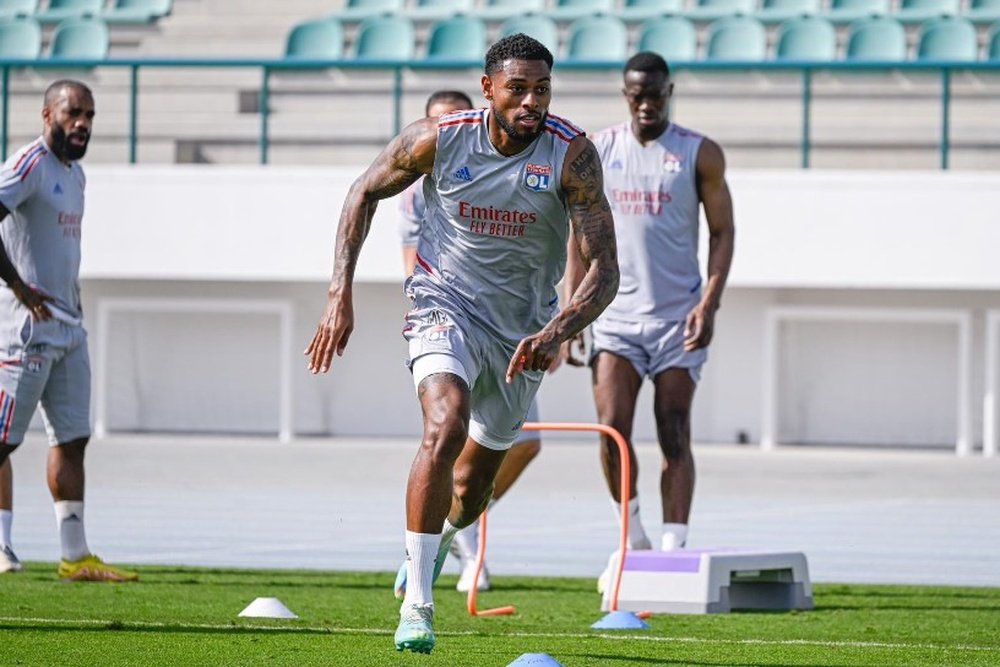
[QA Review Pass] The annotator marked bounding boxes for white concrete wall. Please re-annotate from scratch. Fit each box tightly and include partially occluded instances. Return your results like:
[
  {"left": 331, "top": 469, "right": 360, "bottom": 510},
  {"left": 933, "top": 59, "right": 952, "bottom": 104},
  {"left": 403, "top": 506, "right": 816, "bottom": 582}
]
[{"left": 74, "top": 166, "right": 1000, "bottom": 449}]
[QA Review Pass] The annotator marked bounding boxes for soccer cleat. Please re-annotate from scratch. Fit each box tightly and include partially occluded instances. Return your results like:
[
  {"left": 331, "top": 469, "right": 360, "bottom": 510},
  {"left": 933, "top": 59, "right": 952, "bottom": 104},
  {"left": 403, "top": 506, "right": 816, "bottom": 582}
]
[
  {"left": 394, "top": 603, "right": 435, "bottom": 654},
  {"left": 58, "top": 554, "right": 138, "bottom": 582},
  {"left": 392, "top": 552, "right": 448, "bottom": 601},
  {"left": 0, "top": 544, "right": 22, "bottom": 573},
  {"left": 456, "top": 558, "right": 490, "bottom": 593}
]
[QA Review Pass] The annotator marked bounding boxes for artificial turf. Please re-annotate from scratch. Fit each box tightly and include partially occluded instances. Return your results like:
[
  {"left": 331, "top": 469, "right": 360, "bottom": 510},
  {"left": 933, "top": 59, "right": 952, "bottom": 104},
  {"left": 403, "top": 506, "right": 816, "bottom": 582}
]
[{"left": 1, "top": 564, "right": 997, "bottom": 666}]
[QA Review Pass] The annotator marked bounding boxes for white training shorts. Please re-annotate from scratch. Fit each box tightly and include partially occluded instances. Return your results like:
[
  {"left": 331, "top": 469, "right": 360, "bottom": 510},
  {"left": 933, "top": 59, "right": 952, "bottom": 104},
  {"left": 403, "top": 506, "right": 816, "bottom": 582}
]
[{"left": 590, "top": 315, "right": 707, "bottom": 382}]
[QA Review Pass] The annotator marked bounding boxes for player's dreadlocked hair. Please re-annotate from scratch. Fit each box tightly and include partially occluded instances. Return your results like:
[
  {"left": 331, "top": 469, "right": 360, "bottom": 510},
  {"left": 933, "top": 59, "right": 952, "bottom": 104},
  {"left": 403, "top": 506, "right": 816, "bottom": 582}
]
[
  {"left": 624, "top": 52, "right": 670, "bottom": 78},
  {"left": 484, "top": 33, "right": 553, "bottom": 76}
]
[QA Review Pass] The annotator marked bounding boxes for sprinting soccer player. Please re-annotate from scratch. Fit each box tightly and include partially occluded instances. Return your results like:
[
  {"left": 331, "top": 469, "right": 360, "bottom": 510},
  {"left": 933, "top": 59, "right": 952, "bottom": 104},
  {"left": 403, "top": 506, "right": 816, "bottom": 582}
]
[
  {"left": 563, "top": 52, "right": 735, "bottom": 588},
  {"left": 0, "top": 80, "right": 138, "bottom": 582},
  {"left": 306, "top": 34, "right": 619, "bottom": 654},
  {"left": 398, "top": 88, "right": 543, "bottom": 594}
]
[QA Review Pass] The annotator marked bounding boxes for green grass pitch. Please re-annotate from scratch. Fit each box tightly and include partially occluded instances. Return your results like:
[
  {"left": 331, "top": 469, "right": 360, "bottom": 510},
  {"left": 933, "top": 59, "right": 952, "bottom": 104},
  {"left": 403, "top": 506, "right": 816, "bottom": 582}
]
[{"left": 1, "top": 564, "right": 998, "bottom": 666}]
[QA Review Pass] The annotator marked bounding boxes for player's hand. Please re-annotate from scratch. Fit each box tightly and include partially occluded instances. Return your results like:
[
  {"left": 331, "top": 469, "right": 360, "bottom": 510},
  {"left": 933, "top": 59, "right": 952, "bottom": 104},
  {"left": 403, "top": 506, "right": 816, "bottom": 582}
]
[
  {"left": 506, "top": 333, "right": 561, "bottom": 384},
  {"left": 683, "top": 302, "right": 716, "bottom": 351},
  {"left": 12, "top": 281, "right": 53, "bottom": 322},
  {"left": 305, "top": 287, "right": 354, "bottom": 374},
  {"left": 558, "top": 332, "right": 586, "bottom": 369}
]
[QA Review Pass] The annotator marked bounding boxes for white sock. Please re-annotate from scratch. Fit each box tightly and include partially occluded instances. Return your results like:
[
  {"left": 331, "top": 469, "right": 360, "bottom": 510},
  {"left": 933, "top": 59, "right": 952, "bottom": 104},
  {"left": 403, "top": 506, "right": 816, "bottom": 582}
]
[
  {"left": 0, "top": 509, "right": 12, "bottom": 547},
  {"left": 403, "top": 530, "right": 441, "bottom": 607},
  {"left": 452, "top": 517, "right": 480, "bottom": 563},
  {"left": 613, "top": 497, "right": 651, "bottom": 550},
  {"left": 661, "top": 523, "right": 688, "bottom": 550},
  {"left": 54, "top": 500, "right": 89, "bottom": 562}
]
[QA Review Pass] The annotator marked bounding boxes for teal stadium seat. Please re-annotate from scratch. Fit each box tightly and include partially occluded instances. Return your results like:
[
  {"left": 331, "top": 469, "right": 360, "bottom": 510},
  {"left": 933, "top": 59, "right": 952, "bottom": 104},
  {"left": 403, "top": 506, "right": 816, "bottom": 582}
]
[
  {"left": 548, "top": 0, "right": 615, "bottom": 21},
  {"left": 498, "top": 14, "right": 559, "bottom": 53},
  {"left": 48, "top": 15, "right": 109, "bottom": 59},
  {"left": 688, "top": 0, "right": 758, "bottom": 21},
  {"left": 425, "top": 15, "right": 486, "bottom": 60},
  {"left": 705, "top": 15, "right": 767, "bottom": 59},
  {"left": 352, "top": 14, "right": 414, "bottom": 59},
  {"left": 636, "top": 16, "right": 698, "bottom": 61},
  {"left": 37, "top": 0, "right": 103, "bottom": 23},
  {"left": 916, "top": 16, "right": 978, "bottom": 59},
  {"left": 845, "top": 15, "right": 906, "bottom": 59},
  {"left": 411, "top": 0, "right": 475, "bottom": 20},
  {"left": 827, "top": 0, "right": 890, "bottom": 23},
  {"left": 565, "top": 14, "right": 627, "bottom": 59},
  {"left": 480, "top": 0, "right": 546, "bottom": 20},
  {"left": 775, "top": 15, "right": 836, "bottom": 59},
  {"left": 284, "top": 18, "right": 343, "bottom": 59},
  {"left": 0, "top": 0, "right": 38, "bottom": 17},
  {"left": 335, "top": 0, "right": 404, "bottom": 20},
  {"left": 756, "top": 0, "right": 821, "bottom": 22},
  {"left": 102, "top": 0, "right": 172, "bottom": 24},
  {"left": 896, "top": 0, "right": 960, "bottom": 23},
  {"left": 968, "top": 0, "right": 1000, "bottom": 25},
  {"left": 990, "top": 21, "right": 1000, "bottom": 58},
  {"left": 0, "top": 15, "right": 41, "bottom": 58},
  {"left": 620, "top": 0, "right": 685, "bottom": 22}
]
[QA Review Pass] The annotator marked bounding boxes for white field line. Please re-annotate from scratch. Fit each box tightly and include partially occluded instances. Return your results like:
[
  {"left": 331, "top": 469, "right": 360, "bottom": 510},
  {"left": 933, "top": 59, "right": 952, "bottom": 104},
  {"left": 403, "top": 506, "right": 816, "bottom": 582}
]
[{"left": 1, "top": 616, "right": 997, "bottom": 653}]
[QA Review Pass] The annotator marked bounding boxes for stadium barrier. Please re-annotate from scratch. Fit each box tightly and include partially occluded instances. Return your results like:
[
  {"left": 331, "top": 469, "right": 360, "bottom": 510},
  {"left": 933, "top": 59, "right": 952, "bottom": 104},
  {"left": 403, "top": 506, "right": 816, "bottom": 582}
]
[{"left": 2, "top": 57, "right": 1000, "bottom": 168}]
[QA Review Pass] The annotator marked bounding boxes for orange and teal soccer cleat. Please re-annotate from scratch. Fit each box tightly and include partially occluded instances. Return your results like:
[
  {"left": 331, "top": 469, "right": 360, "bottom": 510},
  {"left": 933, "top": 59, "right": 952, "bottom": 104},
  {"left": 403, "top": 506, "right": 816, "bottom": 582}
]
[
  {"left": 58, "top": 554, "right": 138, "bottom": 582},
  {"left": 394, "top": 603, "right": 435, "bottom": 654}
]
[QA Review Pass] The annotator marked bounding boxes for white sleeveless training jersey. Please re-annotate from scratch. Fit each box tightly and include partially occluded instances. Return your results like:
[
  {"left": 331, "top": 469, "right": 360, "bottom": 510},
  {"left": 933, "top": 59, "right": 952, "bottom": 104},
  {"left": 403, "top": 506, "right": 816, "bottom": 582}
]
[
  {"left": 408, "top": 107, "right": 582, "bottom": 347},
  {"left": 593, "top": 121, "right": 704, "bottom": 322},
  {"left": 0, "top": 136, "right": 86, "bottom": 320}
]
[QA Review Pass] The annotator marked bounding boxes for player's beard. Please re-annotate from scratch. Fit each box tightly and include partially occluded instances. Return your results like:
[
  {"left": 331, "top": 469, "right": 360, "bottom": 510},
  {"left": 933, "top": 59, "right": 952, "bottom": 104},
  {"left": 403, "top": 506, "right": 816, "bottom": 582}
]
[
  {"left": 494, "top": 109, "right": 545, "bottom": 144},
  {"left": 51, "top": 124, "right": 89, "bottom": 161}
]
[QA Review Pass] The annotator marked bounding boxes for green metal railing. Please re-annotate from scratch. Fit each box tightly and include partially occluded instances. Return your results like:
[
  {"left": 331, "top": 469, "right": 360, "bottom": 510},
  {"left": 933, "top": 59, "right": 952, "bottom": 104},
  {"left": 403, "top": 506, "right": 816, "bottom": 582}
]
[{"left": 2, "top": 57, "right": 997, "bottom": 169}]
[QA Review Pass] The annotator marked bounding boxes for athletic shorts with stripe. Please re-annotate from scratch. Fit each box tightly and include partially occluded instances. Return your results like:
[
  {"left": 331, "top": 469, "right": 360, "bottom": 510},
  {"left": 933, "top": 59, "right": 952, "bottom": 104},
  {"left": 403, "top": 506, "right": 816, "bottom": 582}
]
[
  {"left": 403, "top": 303, "right": 543, "bottom": 452},
  {"left": 0, "top": 306, "right": 91, "bottom": 446},
  {"left": 590, "top": 315, "right": 707, "bottom": 382}
]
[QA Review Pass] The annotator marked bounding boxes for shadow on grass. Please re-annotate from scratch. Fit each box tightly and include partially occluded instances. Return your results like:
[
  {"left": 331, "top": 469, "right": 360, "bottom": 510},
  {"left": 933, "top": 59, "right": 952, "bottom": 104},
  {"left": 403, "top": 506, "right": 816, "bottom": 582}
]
[
  {"left": 580, "top": 654, "right": 854, "bottom": 667},
  {"left": 0, "top": 621, "right": 339, "bottom": 636}
]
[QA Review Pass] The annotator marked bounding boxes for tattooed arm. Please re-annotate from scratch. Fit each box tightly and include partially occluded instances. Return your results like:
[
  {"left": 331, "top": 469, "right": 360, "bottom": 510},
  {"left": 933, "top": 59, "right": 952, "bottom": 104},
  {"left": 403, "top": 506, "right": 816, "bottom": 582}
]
[
  {"left": 306, "top": 118, "right": 438, "bottom": 373},
  {"left": 506, "top": 136, "right": 619, "bottom": 382}
]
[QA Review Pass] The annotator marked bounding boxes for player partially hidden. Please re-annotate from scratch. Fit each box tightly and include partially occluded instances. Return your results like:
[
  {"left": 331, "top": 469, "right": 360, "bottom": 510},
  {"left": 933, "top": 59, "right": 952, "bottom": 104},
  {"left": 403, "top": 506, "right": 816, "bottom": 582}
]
[{"left": 307, "top": 35, "right": 619, "bottom": 654}]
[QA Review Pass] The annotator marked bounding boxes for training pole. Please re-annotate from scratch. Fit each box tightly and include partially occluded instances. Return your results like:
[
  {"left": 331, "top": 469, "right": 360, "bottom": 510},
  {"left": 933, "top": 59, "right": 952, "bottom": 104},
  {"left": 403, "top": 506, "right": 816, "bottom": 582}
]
[{"left": 466, "top": 421, "right": 632, "bottom": 616}]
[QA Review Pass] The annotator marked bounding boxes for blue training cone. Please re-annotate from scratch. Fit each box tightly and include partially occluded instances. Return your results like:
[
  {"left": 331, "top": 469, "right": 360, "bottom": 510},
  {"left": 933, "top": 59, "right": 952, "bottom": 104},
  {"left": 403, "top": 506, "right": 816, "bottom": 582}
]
[
  {"left": 507, "top": 654, "right": 565, "bottom": 666},
  {"left": 591, "top": 610, "right": 650, "bottom": 630}
]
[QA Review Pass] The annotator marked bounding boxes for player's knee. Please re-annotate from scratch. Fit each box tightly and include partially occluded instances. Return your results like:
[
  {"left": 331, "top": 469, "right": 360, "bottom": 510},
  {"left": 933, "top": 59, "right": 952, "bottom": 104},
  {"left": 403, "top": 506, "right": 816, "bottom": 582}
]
[
  {"left": 655, "top": 408, "right": 691, "bottom": 461},
  {"left": 420, "top": 415, "right": 467, "bottom": 461}
]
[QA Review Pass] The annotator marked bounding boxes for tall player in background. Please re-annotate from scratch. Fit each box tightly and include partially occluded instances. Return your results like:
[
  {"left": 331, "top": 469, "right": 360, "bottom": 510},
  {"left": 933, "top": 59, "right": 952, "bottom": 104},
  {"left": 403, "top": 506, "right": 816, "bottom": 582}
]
[
  {"left": 0, "top": 80, "right": 137, "bottom": 582},
  {"left": 398, "top": 89, "right": 543, "bottom": 594},
  {"left": 307, "top": 34, "right": 618, "bottom": 654},
  {"left": 563, "top": 52, "right": 734, "bottom": 589}
]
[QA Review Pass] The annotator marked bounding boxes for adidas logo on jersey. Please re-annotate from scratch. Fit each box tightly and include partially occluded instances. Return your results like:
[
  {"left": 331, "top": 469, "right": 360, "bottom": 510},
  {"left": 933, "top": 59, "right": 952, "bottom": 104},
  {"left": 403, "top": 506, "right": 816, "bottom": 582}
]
[
  {"left": 53, "top": 183, "right": 64, "bottom": 195},
  {"left": 454, "top": 166, "right": 473, "bottom": 182}
]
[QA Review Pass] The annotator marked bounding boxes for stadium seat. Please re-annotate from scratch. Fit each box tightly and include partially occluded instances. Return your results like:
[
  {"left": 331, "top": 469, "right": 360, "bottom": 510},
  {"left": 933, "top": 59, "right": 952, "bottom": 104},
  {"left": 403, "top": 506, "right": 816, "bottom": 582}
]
[
  {"left": 827, "top": 0, "right": 890, "bottom": 23},
  {"left": 352, "top": 14, "right": 414, "bottom": 59},
  {"left": 0, "top": 15, "right": 41, "bottom": 58},
  {"left": 498, "top": 13, "right": 559, "bottom": 53},
  {"left": 687, "top": 0, "right": 758, "bottom": 21},
  {"left": 410, "top": 0, "right": 475, "bottom": 20},
  {"left": 284, "top": 18, "right": 343, "bottom": 59},
  {"left": 896, "top": 0, "right": 960, "bottom": 23},
  {"left": 705, "top": 15, "right": 767, "bottom": 60},
  {"left": 756, "top": 0, "right": 821, "bottom": 22},
  {"left": 102, "top": 0, "right": 172, "bottom": 24},
  {"left": 636, "top": 16, "right": 698, "bottom": 61},
  {"left": 968, "top": 0, "right": 1000, "bottom": 25},
  {"left": 48, "top": 15, "right": 109, "bottom": 59},
  {"left": 916, "top": 16, "right": 978, "bottom": 60},
  {"left": 775, "top": 15, "right": 836, "bottom": 59},
  {"left": 990, "top": 21, "right": 1000, "bottom": 58},
  {"left": 335, "top": 0, "right": 404, "bottom": 20},
  {"left": 548, "top": 0, "right": 615, "bottom": 21},
  {"left": 845, "top": 15, "right": 906, "bottom": 59},
  {"left": 620, "top": 0, "right": 685, "bottom": 22},
  {"left": 480, "top": 0, "right": 546, "bottom": 20},
  {"left": 0, "top": 0, "right": 38, "bottom": 18},
  {"left": 425, "top": 15, "right": 486, "bottom": 60},
  {"left": 564, "top": 14, "right": 628, "bottom": 60},
  {"left": 37, "top": 0, "right": 102, "bottom": 23}
]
